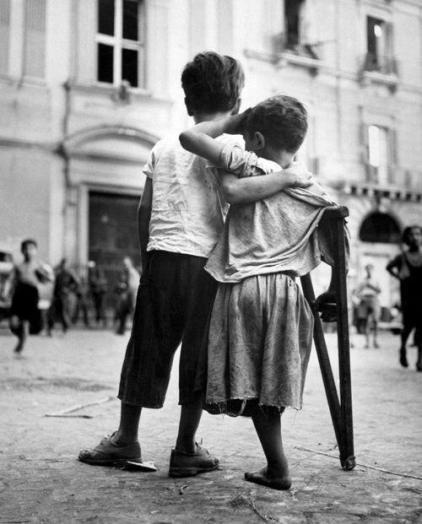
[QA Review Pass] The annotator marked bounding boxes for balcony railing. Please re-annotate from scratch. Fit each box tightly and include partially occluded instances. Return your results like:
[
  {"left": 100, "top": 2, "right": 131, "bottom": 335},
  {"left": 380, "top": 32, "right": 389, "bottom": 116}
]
[{"left": 362, "top": 52, "right": 398, "bottom": 76}]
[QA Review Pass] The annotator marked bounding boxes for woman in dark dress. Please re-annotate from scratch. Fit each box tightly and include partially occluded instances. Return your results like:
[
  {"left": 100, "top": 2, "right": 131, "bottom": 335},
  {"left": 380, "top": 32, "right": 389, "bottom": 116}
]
[{"left": 386, "top": 226, "right": 422, "bottom": 370}]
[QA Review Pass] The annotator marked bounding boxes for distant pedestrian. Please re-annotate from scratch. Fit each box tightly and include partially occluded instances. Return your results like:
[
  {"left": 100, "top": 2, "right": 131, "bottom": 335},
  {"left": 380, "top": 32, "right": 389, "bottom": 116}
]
[
  {"left": 386, "top": 225, "right": 422, "bottom": 370},
  {"left": 114, "top": 257, "right": 140, "bottom": 335},
  {"left": 354, "top": 264, "right": 381, "bottom": 349},
  {"left": 72, "top": 272, "right": 91, "bottom": 327},
  {"left": 9, "top": 239, "right": 53, "bottom": 353},
  {"left": 47, "top": 258, "right": 79, "bottom": 334},
  {"left": 89, "top": 265, "right": 108, "bottom": 327}
]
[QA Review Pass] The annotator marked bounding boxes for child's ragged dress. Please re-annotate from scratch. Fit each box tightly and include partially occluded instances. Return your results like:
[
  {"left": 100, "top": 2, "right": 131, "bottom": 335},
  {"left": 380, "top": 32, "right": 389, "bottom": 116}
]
[{"left": 202, "top": 144, "right": 338, "bottom": 415}]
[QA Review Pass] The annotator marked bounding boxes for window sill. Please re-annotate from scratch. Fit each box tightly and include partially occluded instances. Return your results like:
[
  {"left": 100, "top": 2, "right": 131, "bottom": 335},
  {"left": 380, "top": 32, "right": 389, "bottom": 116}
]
[
  {"left": 276, "top": 50, "right": 321, "bottom": 75},
  {"left": 243, "top": 48, "right": 322, "bottom": 75},
  {"left": 66, "top": 81, "right": 151, "bottom": 97},
  {"left": 0, "top": 74, "right": 47, "bottom": 89},
  {"left": 359, "top": 70, "right": 399, "bottom": 92}
]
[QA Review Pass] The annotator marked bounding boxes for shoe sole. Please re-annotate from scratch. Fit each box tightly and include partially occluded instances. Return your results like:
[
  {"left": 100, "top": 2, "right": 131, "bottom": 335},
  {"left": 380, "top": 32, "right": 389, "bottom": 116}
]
[
  {"left": 78, "top": 456, "right": 140, "bottom": 467},
  {"left": 169, "top": 463, "right": 219, "bottom": 478}
]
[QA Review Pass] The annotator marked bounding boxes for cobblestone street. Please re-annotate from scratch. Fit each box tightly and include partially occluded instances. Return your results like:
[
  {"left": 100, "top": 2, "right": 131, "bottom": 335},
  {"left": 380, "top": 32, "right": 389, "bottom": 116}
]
[{"left": 1, "top": 327, "right": 421, "bottom": 523}]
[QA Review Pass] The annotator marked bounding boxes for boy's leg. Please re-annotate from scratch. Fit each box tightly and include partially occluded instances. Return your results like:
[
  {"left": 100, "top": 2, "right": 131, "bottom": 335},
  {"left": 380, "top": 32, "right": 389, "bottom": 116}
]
[
  {"left": 364, "top": 311, "right": 371, "bottom": 349},
  {"left": 112, "top": 402, "right": 142, "bottom": 445},
  {"left": 399, "top": 319, "right": 412, "bottom": 367},
  {"left": 245, "top": 404, "right": 291, "bottom": 490},
  {"left": 414, "top": 326, "right": 422, "bottom": 371},
  {"left": 79, "top": 252, "right": 184, "bottom": 466},
  {"left": 170, "top": 257, "right": 219, "bottom": 477},
  {"left": 14, "top": 320, "right": 29, "bottom": 353},
  {"left": 175, "top": 399, "right": 202, "bottom": 454}
]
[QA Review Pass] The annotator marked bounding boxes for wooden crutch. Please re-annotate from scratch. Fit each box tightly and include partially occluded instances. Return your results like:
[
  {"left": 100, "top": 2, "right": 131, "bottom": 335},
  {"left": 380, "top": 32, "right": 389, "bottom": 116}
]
[{"left": 300, "top": 206, "right": 356, "bottom": 471}]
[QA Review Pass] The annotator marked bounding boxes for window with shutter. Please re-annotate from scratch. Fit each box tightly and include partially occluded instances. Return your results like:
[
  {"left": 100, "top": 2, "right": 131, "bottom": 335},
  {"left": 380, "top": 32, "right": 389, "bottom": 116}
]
[
  {"left": 23, "top": 0, "right": 47, "bottom": 78},
  {"left": 0, "top": 0, "right": 11, "bottom": 74}
]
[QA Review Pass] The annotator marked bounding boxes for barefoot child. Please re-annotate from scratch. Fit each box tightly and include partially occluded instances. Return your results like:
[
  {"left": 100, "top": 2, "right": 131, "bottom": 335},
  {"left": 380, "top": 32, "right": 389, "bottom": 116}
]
[
  {"left": 9, "top": 239, "right": 53, "bottom": 353},
  {"left": 79, "top": 53, "right": 312, "bottom": 476},
  {"left": 180, "top": 95, "right": 340, "bottom": 489}
]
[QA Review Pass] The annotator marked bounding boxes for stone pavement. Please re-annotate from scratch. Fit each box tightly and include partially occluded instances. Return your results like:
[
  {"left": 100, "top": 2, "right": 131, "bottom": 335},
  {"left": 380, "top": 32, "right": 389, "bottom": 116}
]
[{"left": 0, "top": 327, "right": 421, "bottom": 523}]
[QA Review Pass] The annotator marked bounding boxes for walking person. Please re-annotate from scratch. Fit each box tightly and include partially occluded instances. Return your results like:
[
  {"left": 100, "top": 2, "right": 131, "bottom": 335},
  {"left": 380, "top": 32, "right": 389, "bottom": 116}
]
[
  {"left": 89, "top": 264, "right": 108, "bottom": 327},
  {"left": 72, "top": 270, "right": 91, "bottom": 328},
  {"left": 354, "top": 264, "right": 381, "bottom": 349},
  {"left": 9, "top": 239, "right": 53, "bottom": 353},
  {"left": 114, "top": 257, "right": 140, "bottom": 335},
  {"left": 47, "top": 258, "right": 79, "bottom": 334},
  {"left": 386, "top": 225, "right": 422, "bottom": 370}
]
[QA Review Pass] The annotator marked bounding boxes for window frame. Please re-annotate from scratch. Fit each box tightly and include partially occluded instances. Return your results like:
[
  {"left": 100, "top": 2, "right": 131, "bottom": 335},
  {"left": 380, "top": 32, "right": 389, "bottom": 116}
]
[
  {"left": 367, "top": 124, "right": 389, "bottom": 185},
  {"left": 96, "top": 0, "right": 145, "bottom": 89}
]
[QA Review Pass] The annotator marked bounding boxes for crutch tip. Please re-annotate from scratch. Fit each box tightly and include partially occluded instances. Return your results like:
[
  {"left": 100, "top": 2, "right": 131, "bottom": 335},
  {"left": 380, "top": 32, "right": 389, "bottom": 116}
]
[{"left": 341, "top": 455, "right": 356, "bottom": 471}]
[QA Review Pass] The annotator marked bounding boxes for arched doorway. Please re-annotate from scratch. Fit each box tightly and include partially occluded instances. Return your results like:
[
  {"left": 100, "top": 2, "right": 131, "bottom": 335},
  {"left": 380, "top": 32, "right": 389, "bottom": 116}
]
[
  {"left": 358, "top": 211, "right": 401, "bottom": 312},
  {"left": 359, "top": 212, "right": 401, "bottom": 244}
]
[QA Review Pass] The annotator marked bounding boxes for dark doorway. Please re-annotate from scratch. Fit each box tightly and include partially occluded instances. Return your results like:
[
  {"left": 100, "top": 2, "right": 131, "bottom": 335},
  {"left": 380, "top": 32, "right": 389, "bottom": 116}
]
[
  {"left": 88, "top": 191, "right": 141, "bottom": 308},
  {"left": 359, "top": 212, "right": 401, "bottom": 244}
]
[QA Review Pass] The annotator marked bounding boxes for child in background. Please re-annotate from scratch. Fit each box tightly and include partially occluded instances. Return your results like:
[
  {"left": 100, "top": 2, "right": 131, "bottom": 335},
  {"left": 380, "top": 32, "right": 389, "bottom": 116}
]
[
  {"left": 180, "top": 95, "right": 339, "bottom": 490},
  {"left": 9, "top": 239, "right": 53, "bottom": 353},
  {"left": 79, "top": 53, "right": 312, "bottom": 476},
  {"left": 386, "top": 225, "right": 422, "bottom": 370}
]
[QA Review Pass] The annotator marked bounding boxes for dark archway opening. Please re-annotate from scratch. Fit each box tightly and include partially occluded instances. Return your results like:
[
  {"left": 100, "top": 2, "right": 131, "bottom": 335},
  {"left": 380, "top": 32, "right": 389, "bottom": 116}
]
[{"left": 359, "top": 212, "right": 401, "bottom": 243}]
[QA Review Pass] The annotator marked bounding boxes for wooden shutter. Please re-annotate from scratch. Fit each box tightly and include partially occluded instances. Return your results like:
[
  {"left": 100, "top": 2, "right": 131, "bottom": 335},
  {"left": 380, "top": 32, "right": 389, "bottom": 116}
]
[
  {"left": 24, "top": 0, "right": 47, "bottom": 78},
  {"left": 388, "top": 128, "right": 398, "bottom": 184},
  {"left": 359, "top": 122, "right": 371, "bottom": 181},
  {"left": 0, "top": 0, "right": 11, "bottom": 74},
  {"left": 384, "top": 22, "right": 395, "bottom": 74}
]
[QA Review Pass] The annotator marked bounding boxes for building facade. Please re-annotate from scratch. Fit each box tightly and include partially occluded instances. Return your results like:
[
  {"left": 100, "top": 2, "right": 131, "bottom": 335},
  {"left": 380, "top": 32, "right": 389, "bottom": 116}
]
[{"left": 0, "top": 0, "right": 421, "bottom": 307}]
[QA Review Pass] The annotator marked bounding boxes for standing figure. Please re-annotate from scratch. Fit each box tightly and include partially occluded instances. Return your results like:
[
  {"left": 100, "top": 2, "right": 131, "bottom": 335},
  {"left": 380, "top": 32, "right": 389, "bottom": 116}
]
[
  {"left": 72, "top": 271, "right": 91, "bottom": 327},
  {"left": 89, "top": 265, "right": 108, "bottom": 327},
  {"left": 78, "top": 52, "right": 311, "bottom": 476},
  {"left": 9, "top": 239, "right": 53, "bottom": 353},
  {"left": 386, "top": 225, "right": 422, "bottom": 370},
  {"left": 48, "top": 258, "right": 79, "bottom": 334},
  {"left": 179, "top": 96, "right": 339, "bottom": 490},
  {"left": 355, "top": 264, "right": 381, "bottom": 349},
  {"left": 114, "top": 257, "right": 140, "bottom": 335}
]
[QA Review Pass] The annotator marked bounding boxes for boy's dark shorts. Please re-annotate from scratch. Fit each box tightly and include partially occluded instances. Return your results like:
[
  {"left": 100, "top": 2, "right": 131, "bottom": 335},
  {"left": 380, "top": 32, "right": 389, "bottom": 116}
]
[{"left": 118, "top": 250, "right": 217, "bottom": 408}]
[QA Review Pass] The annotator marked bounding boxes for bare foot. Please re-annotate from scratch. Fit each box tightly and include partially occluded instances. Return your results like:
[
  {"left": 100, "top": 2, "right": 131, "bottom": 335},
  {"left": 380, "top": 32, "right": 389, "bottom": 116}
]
[{"left": 244, "top": 467, "right": 291, "bottom": 491}]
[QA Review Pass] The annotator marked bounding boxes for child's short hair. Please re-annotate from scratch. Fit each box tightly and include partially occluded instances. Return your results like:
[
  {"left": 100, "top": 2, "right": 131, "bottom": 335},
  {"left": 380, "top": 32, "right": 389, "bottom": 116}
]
[
  {"left": 21, "top": 238, "right": 37, "bottom": 252},
  {"left": 181, "top": 51, "right": 244, "bottom": 114},
  {"left": 245, "top": 95, "right": 308, "bottom": 153},
  {"left": 402, "top": 225, "right": 422, "bottom": 245}
]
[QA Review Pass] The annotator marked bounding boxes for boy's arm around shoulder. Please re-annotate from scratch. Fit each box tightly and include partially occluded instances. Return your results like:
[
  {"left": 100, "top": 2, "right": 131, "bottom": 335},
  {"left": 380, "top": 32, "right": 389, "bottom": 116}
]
[
  {"left": 179, "top": 113, "right": 245, "bottom": 167},
  {"left": 179, "top": 114, "right": 312, "bottom": 205}
]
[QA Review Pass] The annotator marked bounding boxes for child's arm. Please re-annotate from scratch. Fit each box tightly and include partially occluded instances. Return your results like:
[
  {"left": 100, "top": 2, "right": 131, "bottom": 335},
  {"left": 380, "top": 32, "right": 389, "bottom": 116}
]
[
  {"left": 179, "top": 113, "right": 245, "bottom": 166},
  {"left": 219, "top": 172, "right": 308, "bottom": 205},
  {"left": 179, "top": 114, "right": 312, "bottom": 204},
  {"left": 138, "top": 177, "right": 152, "bottom": 267},
  {"left": 386, "top": 256, "right": 401, "bottom": 280}
]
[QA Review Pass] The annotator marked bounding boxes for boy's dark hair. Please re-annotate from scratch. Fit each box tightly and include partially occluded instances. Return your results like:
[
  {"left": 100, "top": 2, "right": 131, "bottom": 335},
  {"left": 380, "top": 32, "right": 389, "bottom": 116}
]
[
  {"left": 21, "top": 238, "right": 37, "bottom": 252},
  {"left": 245, "top": 95, "right": 308, "bottom": 152},
  {"left": 402, "top": 225, "right": 422, "bottom": 245},
  {"left": 181, "top": 51, "right": 244, "bottom": 114}
]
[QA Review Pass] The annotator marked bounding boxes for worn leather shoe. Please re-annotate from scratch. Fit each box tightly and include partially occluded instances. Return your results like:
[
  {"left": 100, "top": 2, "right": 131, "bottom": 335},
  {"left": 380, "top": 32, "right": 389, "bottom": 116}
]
[
  {"left": 169, "top": 443, "right": 219, "bottom": 477},
  {"left": 78, "top": 433, "right": 141, "bottom": 466}
]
